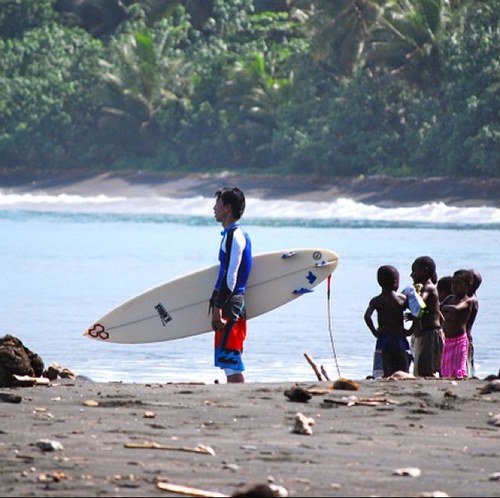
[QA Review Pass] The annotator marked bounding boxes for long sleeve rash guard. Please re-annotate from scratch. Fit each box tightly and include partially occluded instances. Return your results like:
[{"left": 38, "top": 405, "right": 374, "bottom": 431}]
[{"left": 214, "top": 223, "right": 252, "bottom": 308}]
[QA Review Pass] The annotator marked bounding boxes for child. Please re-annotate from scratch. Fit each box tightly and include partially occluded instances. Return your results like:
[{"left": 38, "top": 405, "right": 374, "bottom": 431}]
[
  {"left": 437, "top": 275, "right": 453, "bottom": 304},
  {"left": 364, "top": 265, "right": 411, "bottom": 378},
  {"left": 408, "top": 256, "right": 444, "bottom": 377},
  {"left": 440, "top": 270, "right": 474, "bottom": 379},
  {"left": 465, "top": 269, "right": 482, "bottom": 378}
]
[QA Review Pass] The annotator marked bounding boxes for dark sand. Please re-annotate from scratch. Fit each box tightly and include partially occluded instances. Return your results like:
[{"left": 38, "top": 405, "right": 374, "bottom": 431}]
[
  {"left": 0, "top": 168, "right": 499, "bottom": 207},
  {"left": 0, "top": 378, "right": 499, "bottom": 497},
  {"left": 1, "top": 170, "right": 499, "bottom": 496}
]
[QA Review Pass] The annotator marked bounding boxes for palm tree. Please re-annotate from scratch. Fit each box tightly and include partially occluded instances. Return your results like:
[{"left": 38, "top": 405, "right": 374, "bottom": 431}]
[
  {"left": 97, "top": 19, "right": 192, "bottom": 155},
  {"left": 364, "top": 0, "right": 449, "bottom": 89},
  {"left": 309, "top": 0, "right": 384, "bottom": 78}
]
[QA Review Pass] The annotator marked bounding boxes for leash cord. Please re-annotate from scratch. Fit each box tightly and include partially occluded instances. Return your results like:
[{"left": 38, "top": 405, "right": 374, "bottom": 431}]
[{"left": 326, "top": 275, "right": 341, "bottom": 378}]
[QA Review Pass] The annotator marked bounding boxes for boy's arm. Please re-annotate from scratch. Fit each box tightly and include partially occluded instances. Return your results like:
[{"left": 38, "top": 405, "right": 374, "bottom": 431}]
[{"left": 364, "top": 301, "right": 379, "bottom": 338}]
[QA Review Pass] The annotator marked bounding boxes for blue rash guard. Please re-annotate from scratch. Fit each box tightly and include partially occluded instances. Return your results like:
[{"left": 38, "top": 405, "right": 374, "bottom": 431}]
[{"left": 214, "top": 222, "right": 252, "bottom": 308}]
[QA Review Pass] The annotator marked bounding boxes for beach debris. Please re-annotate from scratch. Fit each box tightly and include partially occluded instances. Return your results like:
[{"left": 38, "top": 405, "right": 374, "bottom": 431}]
[
  {"left": 232, "top": 483, "right": 289, "bottom": 497},
  {"left": 12, "top": 374, "right": 50, "bottom": 387},
  {"left": 222, "top": 463, "right": 241, "bottom": 471},
  {"left": 323, "top": 395, "right": 400, "bottom": 407},
  {"left": 332, "top": 378, "right": 360, "bottom": 390},
  {"left": 0, "top": 392, "right": 22, "bottom": 403},
  {"left": 388, "top": 370, "right": 416, "bottom": 380},
  {"left": 125, "top": 441, "right": 215, "bottom": 455},
  {"left": 480, "top": 379, "right": 500, "bottom": 394},
  {"left": 0, "top": 334, "right": 44, "bottom": 387},
  {"left": 35, "top": 439, "right": 64, "bottom": 452},
  {"left": 393, "top": 467, "right": 421, "bottom": 478},
  {"left": 37, "top": 470, "right": 68, "bottom": 482},
  {"left": 320, "top": 365, "right": 331, "bottom": 381},
  {"left": 487, "top": 413, "right": 500, "bottom": 427},
  {"left": 291, "top": 412, "right": 315, "bottom": 435},
  {"left": 143, "top": 410, "right": 156, "bottom": 418},
  {"left": 489, "top": 472, "right": 500, "bottom": 481},
  {"left": 303, "top": 353, "right": 326, "bottom": 381},
  {"left": 240, "top": 444, "right": 258, "bottom": 451},
  {"left": 284, "top": 384, "right": 312, "bottom": 403},
  {"left": 42, "top": 362, "right": 76, "bottom": 381},
  {"left": 156, "top": 479, "right": 228, "bottom": 497},
  {"left": 83, "top": 399, "right": 99, "bottom": 407},
  {"left": 416, "top": 492, "right": 449, "bottom": 497}
]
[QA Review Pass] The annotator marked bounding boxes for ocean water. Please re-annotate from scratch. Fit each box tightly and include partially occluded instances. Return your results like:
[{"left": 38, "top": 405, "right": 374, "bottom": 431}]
[{"left": 0, "top": 190, "right": 499, "bottom": 383}]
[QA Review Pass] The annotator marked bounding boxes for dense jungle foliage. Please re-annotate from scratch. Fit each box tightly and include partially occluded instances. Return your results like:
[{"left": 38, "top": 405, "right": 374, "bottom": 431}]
[{"left": 0, "top": 0, "right": 498, "bottom": 177}]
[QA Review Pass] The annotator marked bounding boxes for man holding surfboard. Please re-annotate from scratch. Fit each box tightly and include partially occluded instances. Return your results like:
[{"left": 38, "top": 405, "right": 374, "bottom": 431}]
[{"left": 210, "top": 187, "right": 252, "bottom": 383}]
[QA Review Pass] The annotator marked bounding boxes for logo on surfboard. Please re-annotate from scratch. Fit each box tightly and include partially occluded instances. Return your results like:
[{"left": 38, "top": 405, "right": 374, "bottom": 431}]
[
  {"left": 87, "top": 323, "right": 109, "bottom": 341},
  {"left": 155, "top": 302, "right": 172, "bottom": 326}
]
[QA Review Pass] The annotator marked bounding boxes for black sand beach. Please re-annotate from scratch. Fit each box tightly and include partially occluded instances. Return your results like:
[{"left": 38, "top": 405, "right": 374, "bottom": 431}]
[
  {"left": 1, "top": 378, "right": 499, "bottom": 497},
  {"left": 0, "top": 168, "right": 499, "bottom": 207},
  {"left": 1, "top": 169, "right": 499, "bottom": 497}
]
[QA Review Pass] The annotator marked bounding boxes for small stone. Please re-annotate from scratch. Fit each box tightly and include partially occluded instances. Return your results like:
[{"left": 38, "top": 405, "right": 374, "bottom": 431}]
[
  {"left": 393, "top": 467, "right": 421, "bottom": 478},
  {"left": 291, "top": 412, "right": 315, "bottom": 435},
  {"left": 487, "top": 413, "right": 500, "bottom": 427},
  {"left": 284, "top": 385, "right": 312, "bottom": 403},
  {"left": 35, "top": 439, "right": 64, "bottom": 452}
]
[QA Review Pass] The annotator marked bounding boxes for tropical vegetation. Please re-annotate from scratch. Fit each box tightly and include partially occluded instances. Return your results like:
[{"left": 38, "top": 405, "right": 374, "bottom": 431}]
[{"left": 0, "top": 0, "right": 498, "bottom": 177}]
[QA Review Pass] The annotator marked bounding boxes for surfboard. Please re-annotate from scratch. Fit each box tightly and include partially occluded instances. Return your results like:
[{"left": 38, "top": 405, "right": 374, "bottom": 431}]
[{"left": 83, "top": 248, "right": 339, "bottom": 344}]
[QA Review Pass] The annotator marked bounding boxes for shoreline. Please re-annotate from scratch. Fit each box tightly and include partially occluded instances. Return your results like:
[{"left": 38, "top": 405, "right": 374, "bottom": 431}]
[
  {"left": 0, "top": 168, "right": 499, "bottom": 207},
  {"left": 1, "top": 378, "right": 499, "bottom": 497}
]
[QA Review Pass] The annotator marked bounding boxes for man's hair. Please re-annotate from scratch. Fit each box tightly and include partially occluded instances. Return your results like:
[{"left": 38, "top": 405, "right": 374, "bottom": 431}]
[
  {"left": 377, "top": 265, "right": 398, "bottom": 289},
  {"left": 215, "top": 187, "right": 246, "bottom": 219}
]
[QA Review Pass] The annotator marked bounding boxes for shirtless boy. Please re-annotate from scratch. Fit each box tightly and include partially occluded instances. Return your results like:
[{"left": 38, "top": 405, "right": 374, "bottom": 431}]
[
  {"left": 440, "top": 270, "right": 474, "bottom": 379},
  {"left": 465, "top": 269, "right": 482, "bottom": 378},
  {"left": 409, "top": 256, "right": 444, "bottom": 377},
  {"left": 364, "top": 265, "right": 410, "bottom": 377}
]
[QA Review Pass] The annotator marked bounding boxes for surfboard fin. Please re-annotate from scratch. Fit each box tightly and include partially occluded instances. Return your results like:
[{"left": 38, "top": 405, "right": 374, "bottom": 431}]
[
  {"left": 293, "top": 287, "right": 314, "bottom": 295},
  {"left": 315, "top": 260, "right": 337, "bottom": 268}
]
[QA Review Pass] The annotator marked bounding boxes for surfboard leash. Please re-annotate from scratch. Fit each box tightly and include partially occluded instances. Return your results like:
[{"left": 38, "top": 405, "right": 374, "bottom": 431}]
[{"left": 326, "top": 274, "right": 341, "bottom": 378}]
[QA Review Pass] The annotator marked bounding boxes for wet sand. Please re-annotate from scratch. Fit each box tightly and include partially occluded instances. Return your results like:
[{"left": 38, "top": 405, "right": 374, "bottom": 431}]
[{"left": 0, "top": 377, "right": 499, "bottom": 497}]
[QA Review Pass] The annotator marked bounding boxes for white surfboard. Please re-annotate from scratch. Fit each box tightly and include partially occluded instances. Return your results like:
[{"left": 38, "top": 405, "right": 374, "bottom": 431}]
[{"left": 83, "top": 248, "right": 339, "bottom": 344}]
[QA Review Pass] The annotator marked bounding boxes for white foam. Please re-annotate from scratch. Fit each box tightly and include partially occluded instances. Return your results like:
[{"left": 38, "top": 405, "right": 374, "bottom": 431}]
[{"left": 0, "top": 191, "right": 499, "bottom": 225}]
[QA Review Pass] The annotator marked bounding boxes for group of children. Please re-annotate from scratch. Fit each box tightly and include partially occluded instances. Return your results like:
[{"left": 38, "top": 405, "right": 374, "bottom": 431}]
[{"left": 364, "top": 256, "right": 481, "bottom": 380}]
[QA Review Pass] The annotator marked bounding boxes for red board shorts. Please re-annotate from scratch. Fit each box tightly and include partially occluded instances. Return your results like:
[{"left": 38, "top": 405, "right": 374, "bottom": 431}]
[{"left": 214, "top": 295, "right": 246, "bottom": 373}]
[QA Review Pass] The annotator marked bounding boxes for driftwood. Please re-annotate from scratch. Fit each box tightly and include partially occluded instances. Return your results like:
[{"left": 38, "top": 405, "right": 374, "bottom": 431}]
[
  {"left": 323, "top": 396, "right": 400, "bottom": 407},
  {"left": 156, "top": 481, "right": 228, "bottom": 497},
  {"left": 320, "top": 365, "right": 331, "bottom": 381},
  {"left": 303, "top": 353, "right": 324, "bottom": 381},
  {"left": 12, "top": 375, "right": 50, "bottom": 387},
  {"left": 124, "top": 441, "right": 215, "bottom": 455}
]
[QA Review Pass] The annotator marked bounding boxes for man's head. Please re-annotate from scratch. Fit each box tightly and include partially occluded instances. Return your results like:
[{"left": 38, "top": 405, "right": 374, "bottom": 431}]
[{"left": 214, "top": 187, "right": 246, "bottom": 220}]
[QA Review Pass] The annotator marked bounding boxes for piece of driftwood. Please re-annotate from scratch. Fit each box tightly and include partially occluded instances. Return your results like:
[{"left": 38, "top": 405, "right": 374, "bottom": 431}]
[
  {"left": 303, "top": 353, "right": 324, "bottom": 381},
  {"left": 124, "top": 441, "right": 215, "bottom": 455},
  {"left": 156, "top": 481, "right": 228, "bottom": 497},
  {"left": 323, "top": 396, "right": 400, "bottom": 407},
  {"left": 320, "top": 365, "right": 331, "bottom": 381},
  {"left": 12, "top": 375, "right": 50, "bottom": 387}
]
